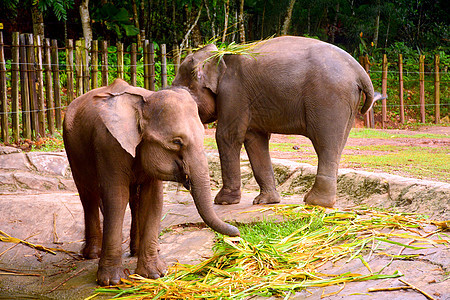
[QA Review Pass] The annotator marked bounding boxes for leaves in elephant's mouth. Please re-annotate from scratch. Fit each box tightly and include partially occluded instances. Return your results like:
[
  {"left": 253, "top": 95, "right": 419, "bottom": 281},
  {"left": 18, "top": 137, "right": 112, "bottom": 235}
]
[{"left": 94, "top": 205, "right": 447, "bottom": 299}]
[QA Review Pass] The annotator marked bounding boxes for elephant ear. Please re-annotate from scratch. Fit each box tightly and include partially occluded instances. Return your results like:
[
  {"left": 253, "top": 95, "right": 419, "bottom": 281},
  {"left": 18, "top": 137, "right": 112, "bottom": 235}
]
[
  {"left": 97, "top": 92, "right": 144, "bottom": 158},
  {"left": 196, "top": 44, "right": 227, "bottom": 94}
]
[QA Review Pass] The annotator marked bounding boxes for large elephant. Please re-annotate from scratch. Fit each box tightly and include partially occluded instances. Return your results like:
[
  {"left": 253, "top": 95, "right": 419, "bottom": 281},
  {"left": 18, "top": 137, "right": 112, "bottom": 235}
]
[
  {"left": 172, "top": 36, "right": 379, "bottom": 208},
  {"left": 63, "top": 79, "right": 239, "bottom": 286}
]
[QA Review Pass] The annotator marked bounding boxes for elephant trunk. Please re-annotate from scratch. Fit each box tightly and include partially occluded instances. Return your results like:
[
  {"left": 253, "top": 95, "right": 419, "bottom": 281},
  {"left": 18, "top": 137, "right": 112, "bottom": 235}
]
[{"left": 187, "top": 153, "right": 240, "bottom": 237}]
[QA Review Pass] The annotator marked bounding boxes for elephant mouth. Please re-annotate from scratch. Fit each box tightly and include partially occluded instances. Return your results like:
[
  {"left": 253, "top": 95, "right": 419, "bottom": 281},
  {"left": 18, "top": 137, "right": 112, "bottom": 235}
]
[
  {"left": 183, "top": 176, "right": 191, "bottom": 190},
  {"left": 175, "top": 160, "right": 191, "bottom": 190}
]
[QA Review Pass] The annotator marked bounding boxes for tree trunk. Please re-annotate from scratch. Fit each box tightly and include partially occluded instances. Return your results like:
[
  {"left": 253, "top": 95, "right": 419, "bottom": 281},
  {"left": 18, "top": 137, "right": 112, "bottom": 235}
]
[
  {"left": 79, "top": 0, "right": 93, "bottom": 48},
  {"left": 31, "top": 4, "right": 44, "bottom": 42},
  {"left": 222, "top": 0, "right": 230, "bottom": 43},
  {"left": 373, "top": 0, "right": 380, "bottom": 48},
  {"left": 330, "top": 2, "right": 339, "bottom": 44},
  {"left": 281, "top": 0, "right": 296, "bottom": 35},
  {"left": 131, "top": 0, "right": 141, "bottom": 47},
  {"left": 238, "top": 0, "right": 245, "bottom": 43},
  {"left": 203, "top": 0, "right": 216, "bottom": 38}
]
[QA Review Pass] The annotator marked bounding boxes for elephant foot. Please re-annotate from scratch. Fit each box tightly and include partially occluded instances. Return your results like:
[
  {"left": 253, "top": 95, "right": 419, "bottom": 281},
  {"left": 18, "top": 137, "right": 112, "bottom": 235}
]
[
  {"left": 136, "top": 254, "right": 167, "bottom": 279},
  {"left": 303, "top": 175, "right": 337, "bottom": 208},
  {"left": 214, "top": 188, "right": 241, "bottom": 205},
  {"left": 97, "top": 264, "right": 126, "bottom": 286},
  {"left": 82, "top": 239, "right": 102, "bottom": 259},
  {"left": 253, "top": 190, "right": 281, "bottom": 205}
]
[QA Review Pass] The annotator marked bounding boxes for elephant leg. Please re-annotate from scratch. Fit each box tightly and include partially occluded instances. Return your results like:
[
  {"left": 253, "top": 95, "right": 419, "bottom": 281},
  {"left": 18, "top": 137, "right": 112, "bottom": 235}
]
[
  {"left": 214, "top": 121, "right": 247, "bottom": 205},
  {"left": 135, "top": 179, "right": 167, "bottom": 279},
  {"left": 304, "top": 113, "right": 353, "bottom": 208},
  {"left": 97, "top": 182, "right": 129, "bottom": 286},
  {"left": 244, "top": 130, "right": 281, "bottom": 204},
  {"left": 129, "top": 184, "right": 139, "bottom": 257},
  {"left": 78, "top": 188, "right": 102, "bottom": 259}
]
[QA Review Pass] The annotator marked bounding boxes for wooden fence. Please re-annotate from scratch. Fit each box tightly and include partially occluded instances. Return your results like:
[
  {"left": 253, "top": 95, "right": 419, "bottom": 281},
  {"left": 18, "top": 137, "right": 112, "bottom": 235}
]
[
  {"left": 359, "top": 54, "right": 446, "bottom": 128},
  {"left": 0, "top": 31, "right": 448, "bottom": 143}
]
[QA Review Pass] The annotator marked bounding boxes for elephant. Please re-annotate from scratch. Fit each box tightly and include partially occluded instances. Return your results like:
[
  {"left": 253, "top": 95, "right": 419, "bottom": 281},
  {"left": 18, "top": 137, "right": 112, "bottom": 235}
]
[
  {"left": 172, "top": 36, "right": 380, "bottom": 208},
  {"left": 63, "top": 78, "right": 239, "bottom": 286}
]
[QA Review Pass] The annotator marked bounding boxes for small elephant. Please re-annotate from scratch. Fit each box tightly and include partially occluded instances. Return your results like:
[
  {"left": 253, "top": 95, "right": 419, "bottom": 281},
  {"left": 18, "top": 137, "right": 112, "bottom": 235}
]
[
  {"left": 173, "top": 36, "right": 379, "bottom": 208},
  {"left": 63, "top": 79, "right": 239, "bottom": 286}
]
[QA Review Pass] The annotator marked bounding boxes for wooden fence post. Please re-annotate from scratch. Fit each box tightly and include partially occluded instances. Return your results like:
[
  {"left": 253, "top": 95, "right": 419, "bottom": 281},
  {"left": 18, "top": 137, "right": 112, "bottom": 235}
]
[
  {"left": 51, "top": 39, "right": 62, "bottom": 130},
  {"left": 364, "top": 55, "right": 374, "bottom": 128},
  {"left": 11, "top": 32, "right": 20, "bottom": 141},
  {"left": 91, "top": 40, "right": 98, "bottom": 89},
  {"left": 34, "top": 35, "right": 46, "bottom": 136},
  {"left": 75, "top": 39, "right": 84, "bottom": 97},
  {"left": 117, "top": 41, "right": 124, "bottom": 79},
  {"left": 161, "top": 44, "right": 168, "bottom": 89},
  {"left": 381, "top": 54, "right": 388, "bottom": 128},
  {"left": 83, "top": 39, "right": 89, "bottom": 93},
  {"left": 66, "top": 39, "right": 74, "bottom": 104},
  {"left": 101, "top": 40, "right": 108, "bottom": 86},
  {"left": 0, "top": 31, "right": 8, "bottom": 142},
  {"left": 419, "top": 55, "right": 425, "bottom": 123},
  {"left": 174, "top": 45, "right": 180, "bottom": 75},
  {"left": 131, "top": 43, "right": 137, "bottom": 86},
  {"left": 149, "top": 42, "right": 156, "bottom": 91},
  {"left": 434, "top": 54, "right": 440, "bottom": 124},
  {"left": 26, "top": 34, "right": 38, "bottom": 137},
  {"left": 143, "top": 40, "right": 149, "bottom": 89},
  {"left": 398, "top": 54, "right": 405, "bottom": 124},
  {"left": 19, "top": 34, "right": 31, "bottom": 139},
  {"left": 44, "top": 38, "right": 55, "bottom": 135}
]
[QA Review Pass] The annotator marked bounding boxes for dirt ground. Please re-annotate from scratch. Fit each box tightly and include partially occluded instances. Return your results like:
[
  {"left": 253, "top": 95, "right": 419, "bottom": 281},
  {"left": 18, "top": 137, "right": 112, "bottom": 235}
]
[{"left": 204, "top": 125, "right": 450, "bottom": 182}]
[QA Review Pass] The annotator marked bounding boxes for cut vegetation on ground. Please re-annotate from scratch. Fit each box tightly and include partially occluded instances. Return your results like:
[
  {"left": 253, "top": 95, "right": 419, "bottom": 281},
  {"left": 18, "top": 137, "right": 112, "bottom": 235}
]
[{"left": 94, "top": 205, "right": 448, "bottom": 299}]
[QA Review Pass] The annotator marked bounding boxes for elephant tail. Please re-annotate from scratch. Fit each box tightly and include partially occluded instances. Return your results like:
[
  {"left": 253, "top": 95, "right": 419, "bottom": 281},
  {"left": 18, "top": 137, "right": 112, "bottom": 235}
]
[{"left": 358, "top": 71, "right": 377, "bottom": 115}]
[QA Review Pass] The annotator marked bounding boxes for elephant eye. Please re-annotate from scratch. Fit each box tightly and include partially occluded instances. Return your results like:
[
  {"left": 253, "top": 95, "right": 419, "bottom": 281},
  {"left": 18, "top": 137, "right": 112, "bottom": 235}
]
[{"left": 172, "top": 138, "right": 184, "bottom": 148}]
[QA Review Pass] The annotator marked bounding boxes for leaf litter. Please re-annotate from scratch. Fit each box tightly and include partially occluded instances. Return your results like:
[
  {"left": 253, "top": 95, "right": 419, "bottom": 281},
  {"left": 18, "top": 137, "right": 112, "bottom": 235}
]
[{"left": 93, "top": 205, "right": 448, "bottom": 299}]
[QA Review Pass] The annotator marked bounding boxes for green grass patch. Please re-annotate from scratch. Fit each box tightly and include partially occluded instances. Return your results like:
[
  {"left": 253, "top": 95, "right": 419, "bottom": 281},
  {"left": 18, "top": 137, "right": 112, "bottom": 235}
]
[
  {"left": 341, "top": 145, "right": 450, "bottom": 181},
  {"left": 94, "top": 205, "right": 446, "bottom": 299},
  {"left": 349, "top": 128, "right": 449, "bottom": 139}
]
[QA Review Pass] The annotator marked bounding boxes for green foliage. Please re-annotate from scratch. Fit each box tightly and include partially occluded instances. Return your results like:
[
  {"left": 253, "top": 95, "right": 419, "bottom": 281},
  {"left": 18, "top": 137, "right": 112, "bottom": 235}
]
[
  {"left": 35, "top": 0, "right": 74, "bottom": 21},
  {"left": 91, "top": 3, "right": 139, "bottom": 39}
]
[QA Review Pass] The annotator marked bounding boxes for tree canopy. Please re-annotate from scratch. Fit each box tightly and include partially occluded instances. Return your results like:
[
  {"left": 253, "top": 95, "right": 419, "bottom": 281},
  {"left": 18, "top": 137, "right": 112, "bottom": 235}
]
[{"left": 0, "top": 0, "right": 449, "bottom": 54}]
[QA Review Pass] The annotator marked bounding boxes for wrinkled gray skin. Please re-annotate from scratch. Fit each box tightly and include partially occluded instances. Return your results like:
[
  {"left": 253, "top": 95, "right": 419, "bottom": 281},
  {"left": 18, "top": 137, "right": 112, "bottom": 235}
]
[
  {"left": 63, "top": 79, "right": 239, "bottom": 286},
  {"left": 172, "top": 36, "right": 375, "bottom": 208}
]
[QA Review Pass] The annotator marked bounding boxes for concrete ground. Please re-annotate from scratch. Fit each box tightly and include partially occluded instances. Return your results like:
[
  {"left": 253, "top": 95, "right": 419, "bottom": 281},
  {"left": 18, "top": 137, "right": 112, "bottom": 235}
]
[{"left": 0, "top": 147, "right": 449, "bottom": 299}]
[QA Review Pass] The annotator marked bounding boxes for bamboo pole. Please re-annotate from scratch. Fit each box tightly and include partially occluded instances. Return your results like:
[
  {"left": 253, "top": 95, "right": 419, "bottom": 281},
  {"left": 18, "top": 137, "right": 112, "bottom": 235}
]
[
  {"left": 51, "top": 39, "right": 62, "bottom": 130},
  {"left": 44, "top": 38, "right": 55, "bottom": 135},
  {"left": 83, "top": 39, "right": 89, "bottom": 93},
  {"left": 364, "top": 55, "right": 374, "bottom": 128},
  {"left": 75, "top": 40, "right": 83, "bottom": 97},
  {"left": 34, "top": 35, "right": 46, "bottom": 136},
  {"left": 434, "top": 54, "right": 440, "bottom": 124},
  {"left": 19, "top": 34, "right": 31, "bottom": 139},
  {"left": 419, "top": 55, "right": 425, "bottom": 123},
  {"left": 11, "top": 32, "right": 20, "bottom": 142},
  {"left": 101, "top": 40, "right": 108, "bottom": 86},
  {"left": 91, "top": 40, "right": 98, "bottom": 90},
  {"left": 143, "top": 40, "right": 149, "bottom": 89},
  {"left": 161, "top": 44, "right": 168, "bottom": 89},
  {"left": 174, "top": 45, "right": 181, "bottom": 75},
  {"left": 26, "top": 34, "right": 38, "bottom": 137},
  {"left": 131, "top": 43, "right": 137, "bottom": 86},
  {"left": 149, "top": 42, "right": 156, "bottom": 91},
  {"left": 398, "top": 54, "right": 404, "bottom": 124},
  {"left": 381, "top": 54, "right": 388, "bottom": 128},
  {"left": 66, "top": 39, "right": 74, "bottom": 104},
  {"left": 117, "top": 42, "right": 124, "bottom": 79},
  {"left": 0, "top": 31, "right": 8, "bottom": 142}
]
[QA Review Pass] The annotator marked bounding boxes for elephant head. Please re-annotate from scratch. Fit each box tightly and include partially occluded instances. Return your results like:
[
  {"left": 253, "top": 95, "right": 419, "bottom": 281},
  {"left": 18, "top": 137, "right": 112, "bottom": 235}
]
[
  {"left": 97, "top": 83, "right": 239, "bottom": 237},
  {"left": 172, "top": 44, "right": 227, "bottom": 124}
]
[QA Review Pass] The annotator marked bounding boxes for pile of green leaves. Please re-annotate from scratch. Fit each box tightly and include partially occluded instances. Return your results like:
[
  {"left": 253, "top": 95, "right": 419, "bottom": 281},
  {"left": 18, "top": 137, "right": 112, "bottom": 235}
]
[{"left": 93, "top": 205, "right": 448, "bottom": 299}]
